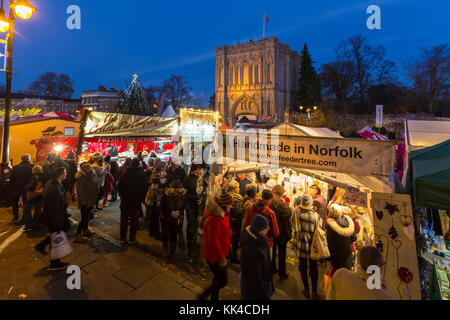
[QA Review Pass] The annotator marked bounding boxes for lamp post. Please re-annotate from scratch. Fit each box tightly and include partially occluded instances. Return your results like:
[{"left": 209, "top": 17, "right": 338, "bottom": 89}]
[
  {"left": 0, "top": 0, "right": 36, "bottom": 166},
  {"left": 298, "top": 104, "right": 319, "bottom": 127}
]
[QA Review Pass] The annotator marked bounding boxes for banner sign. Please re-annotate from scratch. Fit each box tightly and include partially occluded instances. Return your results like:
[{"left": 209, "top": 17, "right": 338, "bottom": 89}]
[
  {"left": 231, "top": 131, "right": 395, "bottom": 177},
  {"left": 84, "top": 137, "right": 172, "bottom": 143},
  {"left": 376, "top": 105, "right": 383, "bottom": 127},
  {"left": 85, "top": 111, "right": 178, "bottom": 137},
  {"left": 345, "top": 186, "right": 369, "bottom": 207}
]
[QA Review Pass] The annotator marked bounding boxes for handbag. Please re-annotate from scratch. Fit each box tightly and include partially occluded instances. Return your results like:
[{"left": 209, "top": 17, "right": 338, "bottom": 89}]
[
  {"left": 49, "top": 231, "right": 73, "bottom": 260},
  {"left": 26, "top": 181, "right": 43, "bottom": 201},
  {"left": 310, "top": 217, "right": 330, "bottom": 260},
  {"left": 323, "top": 266, "right": 333, "bottom": 297}
]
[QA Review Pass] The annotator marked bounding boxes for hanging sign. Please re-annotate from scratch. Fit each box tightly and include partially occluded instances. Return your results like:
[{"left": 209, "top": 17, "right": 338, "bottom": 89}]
[
  {"left": 345, "top": 186, "right": 368, "bottom": 207},
  {"left": 234, "top": 132, "right": 396, "bottom": 177},
  {"left": 85, "top": 111, "right": 178, "bottom": 137},
  {"left": 376, "top": 105, "right": 383, "bottom": 128}
]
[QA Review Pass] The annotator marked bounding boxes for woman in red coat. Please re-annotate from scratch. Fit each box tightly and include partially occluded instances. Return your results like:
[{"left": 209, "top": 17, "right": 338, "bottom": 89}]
[
  {"left": 198, "top": 189, "right": 233, "bottom": 300},
  {"left": 101, "top": 165, "right": 114, "bottom": 208}
]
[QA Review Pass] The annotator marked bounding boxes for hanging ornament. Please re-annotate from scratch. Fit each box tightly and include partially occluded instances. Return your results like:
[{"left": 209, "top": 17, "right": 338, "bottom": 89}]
[
  {"left": 398, "top": 267, "right": 413, "bottom": 283},
  {"left": 403, "top": 225, "right": 415, "bottom": 241},
  {"left": 388, "top": 225, "right": 399, "bottom": 240},
  {"left": 385, "top": 202, "right": 399, "bottom": 215},
  {"left": 376, "top": 209, "right": 384, "bottom": 220}
]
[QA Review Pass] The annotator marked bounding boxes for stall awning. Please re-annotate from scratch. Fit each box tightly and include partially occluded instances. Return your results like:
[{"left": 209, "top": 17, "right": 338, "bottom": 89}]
[
  {"left": 406, "top": 139, "right": 450, "bottom": 210},
  {"left": 405, "top": 120, "right": 450, "bottom": 151},
  {"left": 269, "top": 123, "right": 342, "bottom": 138}
]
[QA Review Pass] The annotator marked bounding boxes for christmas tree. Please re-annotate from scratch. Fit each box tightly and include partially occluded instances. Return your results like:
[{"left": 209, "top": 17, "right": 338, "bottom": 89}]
[
  {"left": 296, "top": 44, "right": 321, "bottom": 111},
  {"left": 117, "top": 74, "right": 150, "bottom": 114}
]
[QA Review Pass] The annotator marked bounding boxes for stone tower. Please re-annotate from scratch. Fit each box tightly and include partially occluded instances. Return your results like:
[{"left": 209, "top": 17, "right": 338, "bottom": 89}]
[{"left": 215, "top": 36, "right": 300, "bottom": 126}]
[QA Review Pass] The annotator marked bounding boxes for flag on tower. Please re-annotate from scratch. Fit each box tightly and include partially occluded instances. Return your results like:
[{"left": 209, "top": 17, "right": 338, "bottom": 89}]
[{"left": 265, "top": 14, "right": 270, "bottom": 23}]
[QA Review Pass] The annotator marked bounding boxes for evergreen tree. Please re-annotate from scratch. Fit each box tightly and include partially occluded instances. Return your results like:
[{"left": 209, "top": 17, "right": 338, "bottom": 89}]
[
  {"left": 117, "top": 74, "right": 150, "bottom": 114},
  {"left": 296, "top": 44, "right": 321, "bottom": 111}
]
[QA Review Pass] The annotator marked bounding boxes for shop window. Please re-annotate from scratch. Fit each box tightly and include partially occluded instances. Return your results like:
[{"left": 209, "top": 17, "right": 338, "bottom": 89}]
[{"left": 64, "top": 127, "right": 74, "bottom": 136}]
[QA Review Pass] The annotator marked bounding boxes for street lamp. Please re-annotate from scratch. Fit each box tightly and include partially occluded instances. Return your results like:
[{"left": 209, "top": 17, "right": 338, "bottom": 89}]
[
  {"left": 298, "top": 104, "right": 319, "bottom": 127},
  {"left": 0, "top": 0, "right": 36, "bottom": 167}
]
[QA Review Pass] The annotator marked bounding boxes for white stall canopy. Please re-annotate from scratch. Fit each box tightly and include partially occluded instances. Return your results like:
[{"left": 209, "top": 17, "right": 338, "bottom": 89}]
[
  {"left": 269, "top": 123, "right": 342, "bottom": 138},
  {"left": 405, "top": 120, "right": 450, "bottom": 152}
]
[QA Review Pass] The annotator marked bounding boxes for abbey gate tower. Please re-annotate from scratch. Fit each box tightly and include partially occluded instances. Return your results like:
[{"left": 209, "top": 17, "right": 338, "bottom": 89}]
[{"left": 215, "top": 37, "right": 300, "bottom": 126}]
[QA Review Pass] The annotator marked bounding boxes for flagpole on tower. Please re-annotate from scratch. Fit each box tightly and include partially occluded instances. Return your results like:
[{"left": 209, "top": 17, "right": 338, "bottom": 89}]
[{"left": 263, "top": 12, "right": 265, "bottom": 40}]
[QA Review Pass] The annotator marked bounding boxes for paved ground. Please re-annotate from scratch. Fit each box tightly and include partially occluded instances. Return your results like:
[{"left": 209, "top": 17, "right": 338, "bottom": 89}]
[{"left": 0, "top": 200, "right": 329, "bottom": 300}]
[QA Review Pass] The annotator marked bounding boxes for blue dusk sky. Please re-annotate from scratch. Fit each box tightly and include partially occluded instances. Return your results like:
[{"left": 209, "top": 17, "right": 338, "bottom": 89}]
[{"left": 2, "top": 0, "right": 449, "bottom": 104}]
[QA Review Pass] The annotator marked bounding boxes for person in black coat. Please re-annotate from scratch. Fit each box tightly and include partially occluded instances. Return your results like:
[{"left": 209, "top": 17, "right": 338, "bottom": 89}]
[
  {"left": 10, "top": 154, "right": 35, "bottom": 220},
  {"left": 240, "top": 214, "right": 274, "bottom": 300},
  {"left": 34, "top": 167, "right": 71, "bottom": 270},
  {"left": 326, "top": 204, "right": 355, "bottom": 273},
  {"left": 183, "top": 163, "right": 201, "bottom": 256},
  {"left": 167, "top": 161, "right": 187, "bottom": 186},
  {"left": 118, "top": 158, "right": 147, "bottom": 244},
  {"left": 160, "top": 179, "right": 186, "bottom": 259},
  {"left": 23, "top": 165, "right": 44, "bottom": 230},
  {"left": 0, "top": 162, "right": 12, "bottom": 207}
]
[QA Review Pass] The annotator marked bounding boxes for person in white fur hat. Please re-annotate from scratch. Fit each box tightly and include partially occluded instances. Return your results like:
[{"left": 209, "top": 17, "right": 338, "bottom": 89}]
[{"left": 326, "top": 203, "right": 355, "bottom": 275}]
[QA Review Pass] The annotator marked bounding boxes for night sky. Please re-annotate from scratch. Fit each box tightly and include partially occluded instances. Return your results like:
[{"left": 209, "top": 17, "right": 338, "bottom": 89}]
[{"left": 3, "top": 0, "right": 449, "bottom": 104}]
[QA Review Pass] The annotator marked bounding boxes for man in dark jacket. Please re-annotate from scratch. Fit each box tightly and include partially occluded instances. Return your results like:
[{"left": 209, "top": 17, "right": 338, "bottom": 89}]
[
  {"left": 64, "top": 151, "right": 78, "bottom": 196},
  {"left": 183, "top": 163, "right": 201, "bottom": 256},
  {"left": 239, "top": 172, "right": 255, "bottom": 198},
  {"left": 74, "top": 162, "right": 98, "bottom": 243},
  {"left": 270, "top": 185, "right": 292, "bottom": 279},
  {"left": 240, "top": 214, "right": 273, "bottom": 300},
  {"left": 108, "top": 158, "right": 119, "bottom": 201},
  {"left": 118, "top": 158, "right": 147, "bottom": 244},
  {"left": 35, "top": 167, "right": 71, "bottom": 270},
  {"left": 0, "top": 162, "right": 13, "bottom": 207},
  {"left": 10, "top": 154, "right": 34, "bottom": 220}
]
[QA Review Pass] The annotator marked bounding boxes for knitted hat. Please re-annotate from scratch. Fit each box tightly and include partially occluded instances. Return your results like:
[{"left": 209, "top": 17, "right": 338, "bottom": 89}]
[
  {"left": 301, "top": 194, "right": 314, "bottom": 210},
  {"left": 246, "top": 185, "right": 257, "bottom": 198},
  {"left": 272, "top": 185, "right": 286, "bottom": 197},
  {"left": 250, "top": 214, "right": 269, "bottom": 235},
  {"left": 216, "top": 189, "right": 234, "bottom": 208},
  {"left": 294, "top": 195, "right": 303, "bottom": 208},
  {"left": 329, "top": 203, "right": 344, "bottom": 218},
  {"left": 66, "top": 151, "right": 76, "bottom": 160}
]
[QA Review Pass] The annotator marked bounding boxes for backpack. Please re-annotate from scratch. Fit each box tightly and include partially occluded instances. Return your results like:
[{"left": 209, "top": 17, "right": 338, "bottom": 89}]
[{"left": 310, "top": 217, "right": 330, "bottom": 260}]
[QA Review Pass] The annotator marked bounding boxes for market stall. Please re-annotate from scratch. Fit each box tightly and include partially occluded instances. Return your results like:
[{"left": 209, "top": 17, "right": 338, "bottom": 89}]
[
  {"left": 81, "top": 111, "right": 179, "bottom": 163},
  {"left": 405, "top": 139, "right": 450, "bottom": 300},
  {"left": 212, "top": 123, "right": 422, "bottom": 299}
]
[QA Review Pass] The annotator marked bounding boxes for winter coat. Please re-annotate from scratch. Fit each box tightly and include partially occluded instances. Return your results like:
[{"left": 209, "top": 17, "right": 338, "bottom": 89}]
[
  {"left": 92, "top": 163, "right": 106, "bottom": 190},
  {"left": 229, "top": 192, "right": 244, "bottom": 231},
  {"left": 269, "top": 197, "right": 292, "bottom": 243},
  {"left": 109, "top": 160, "right": 119, "bottom": 180},
  {"left": 42, "top": 159, "right": 70, "bottom": 192},
  {"left": 243, "top": 199, "right": 279, "bottom": 248},
  {"left": 41, "top": 179, "right": 68, "bottom": 233},
  {"left": 183, "top": 173, "right": 199, "bottom": 206},
  {"left": 118, "top": 167, "right": 147, "bottom": 212},
  {"left": 326, "top": 215, "right": 355, "bottom": 271},
  {"left": 75, "top": 170, "right": 98, "bottom": 209},
  {"left": 293, "top": 207, "right": 322, "bottom": 259},
  {"left": 313, "top": 194, "right": 328, "bottom": 220},
  {"left": 241, "top": 197, "right": 256, "bottom": 230},
  {"left": 64, "top": 159, "right": 78, "bottom": 191},
  {"left": 117, "top": 165, "right": 129, "bottom": 182},
  {"left": 103, "top": 172, "right": 114, "bottom": 194},
  {"left": 10, "top": 160, "right": 34, "bottom": 193},
  {"left": 160, "top": 187, "right": 186, "bottom": 226},
  {"left": 145, "top": 171, "right": 167, "bottom": 206},
  {"left": 326, "top": 268, "right": 395, "bottom": 300},
  {"left": 240, "top": 226, "right": 273, "bottom": 300},
  {"left": 25, "top": 173, "right": 44, "bottom": 203},
  {"left": 239, "top": 177, "right": 253, "bottom": 198},
  {"left": 202, "top": 198, "right": 231, "bottom": 263}
]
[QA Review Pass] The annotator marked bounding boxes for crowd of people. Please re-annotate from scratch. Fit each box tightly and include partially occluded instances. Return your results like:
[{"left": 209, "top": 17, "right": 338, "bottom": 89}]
[{"left": 4, "top": 150, "right": 394, "bottom": 300}]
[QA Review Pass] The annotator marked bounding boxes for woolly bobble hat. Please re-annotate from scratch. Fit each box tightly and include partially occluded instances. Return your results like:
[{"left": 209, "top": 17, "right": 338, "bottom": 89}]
[
  {"left": 265, "top": 179, "right": 277, "bottom": 190},
  {"left": 216, "top": 189, "right": 234, "bottom": 208},
  {"left": 250, "top": 214, "right": 269, "bottom": 235},
  {"left": 301, "top": 194, "right": 314, "bottom": 210},
  {"left": 329, "top": 203, "right": 344, "bottom": 218}
]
